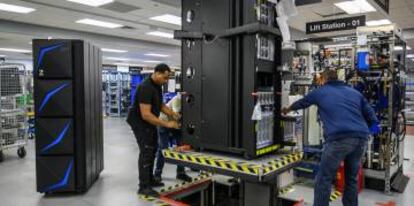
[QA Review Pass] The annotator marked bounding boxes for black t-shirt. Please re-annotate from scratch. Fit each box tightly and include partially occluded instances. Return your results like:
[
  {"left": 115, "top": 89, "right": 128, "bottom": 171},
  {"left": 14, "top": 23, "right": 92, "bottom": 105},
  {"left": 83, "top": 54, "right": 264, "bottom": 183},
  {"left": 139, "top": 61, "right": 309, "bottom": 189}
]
[{"left": 127, "top": 78, "right": 162, "bottom": 130}]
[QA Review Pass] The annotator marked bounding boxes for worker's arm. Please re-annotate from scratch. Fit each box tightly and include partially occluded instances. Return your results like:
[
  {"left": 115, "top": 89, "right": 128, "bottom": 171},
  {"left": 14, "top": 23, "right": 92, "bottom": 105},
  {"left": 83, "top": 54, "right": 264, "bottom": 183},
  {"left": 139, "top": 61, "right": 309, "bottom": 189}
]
[
  {"left": 282, "top": 89, "right": 319, "bottom": 114},
  {"left": 361, "top": 97, "right": 379, "bottom": 126},
  {"left": 361, "top": 97, "right": 380, "bottom": 135},
  {"left": 140, "top": 104, "right": 179, "bottom": 129}
]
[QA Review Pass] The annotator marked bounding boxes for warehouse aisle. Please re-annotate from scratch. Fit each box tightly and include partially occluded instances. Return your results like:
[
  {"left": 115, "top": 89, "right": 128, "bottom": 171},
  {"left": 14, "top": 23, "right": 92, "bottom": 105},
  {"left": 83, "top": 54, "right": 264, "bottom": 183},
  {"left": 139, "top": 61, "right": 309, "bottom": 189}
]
[{"left": 0, "top": 117, "right": 413, "bottom": 206}]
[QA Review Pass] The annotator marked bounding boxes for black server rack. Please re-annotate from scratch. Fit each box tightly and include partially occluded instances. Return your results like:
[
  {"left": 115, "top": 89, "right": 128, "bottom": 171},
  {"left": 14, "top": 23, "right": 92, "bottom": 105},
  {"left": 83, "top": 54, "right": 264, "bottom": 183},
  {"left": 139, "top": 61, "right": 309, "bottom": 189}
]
[
  {"left": 179, "top": 0, "right": 282, "bottom": 159},
  {"left": 33, "top": 39, "right": 104, "bottom": 193}
]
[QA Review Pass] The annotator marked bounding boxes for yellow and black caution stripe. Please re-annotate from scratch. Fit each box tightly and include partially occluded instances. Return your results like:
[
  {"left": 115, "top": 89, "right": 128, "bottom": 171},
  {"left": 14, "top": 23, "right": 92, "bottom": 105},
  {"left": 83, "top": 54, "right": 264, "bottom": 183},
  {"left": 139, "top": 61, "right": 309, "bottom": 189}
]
[
  {"left": 163, "top": 150, "right": 303, "bottom": 177},
  {"left": 329, "top": 190, "right": 342, "bottom": 202},
  {"left": 163, "top": 150, "right": 261, "bottom": 176},
  {"left": 159, "top": 172, "right": 213, "bottom": 193},
  {"left": 278, "top": 185, "right": 295, "bottom": 195},
  {"left": 139, "top": 172, "right": 213, "bottom": 205},
  {"left": 262, "top": 152, "right": 303, "bottom": 174},
  {"left": 256, "top": 144, "right": 281, "bottom": 156},
  {"left": 138, "top": 195, "right": 171, "bottom": 206}
]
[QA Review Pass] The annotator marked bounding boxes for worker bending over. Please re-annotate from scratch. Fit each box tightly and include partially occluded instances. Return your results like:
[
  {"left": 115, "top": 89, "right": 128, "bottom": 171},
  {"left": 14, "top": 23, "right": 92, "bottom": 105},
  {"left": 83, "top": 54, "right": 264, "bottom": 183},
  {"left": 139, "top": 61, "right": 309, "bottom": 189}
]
[{"left": 282, "top": 69, "right": 379, "bottom": 206}]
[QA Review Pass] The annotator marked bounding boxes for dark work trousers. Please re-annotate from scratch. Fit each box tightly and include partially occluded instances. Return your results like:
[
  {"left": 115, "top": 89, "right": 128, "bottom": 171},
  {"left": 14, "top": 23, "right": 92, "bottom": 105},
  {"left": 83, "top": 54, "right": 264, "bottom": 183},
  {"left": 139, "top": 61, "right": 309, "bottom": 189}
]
[
  {"left": 314, "top": 137, "right": 368, "bottom": 206},
  {"left": 132, "top": 126, "right": 158, "bottom": 189},
  {"left": 154, "top": 127, "right": 185, "bottom": 176}
]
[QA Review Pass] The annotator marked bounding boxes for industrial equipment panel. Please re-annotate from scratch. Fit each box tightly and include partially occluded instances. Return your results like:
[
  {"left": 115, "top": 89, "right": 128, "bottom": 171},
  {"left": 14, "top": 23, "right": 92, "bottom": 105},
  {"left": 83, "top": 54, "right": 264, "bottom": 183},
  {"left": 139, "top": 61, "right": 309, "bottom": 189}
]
[
  {"left": 33, "top": 39, "right": 103, "bottom": 194},
  {"left": 34, "top": 80, "right": 73, "bottom": 117},
  {"left": 35, "top": 118, "right": 74, "bottom": 155},
  {"left": 180, "top": 0, "right": 282, "bottom": 158},
  {"left": 33, "top": 40, "right": 73, "bottom": 79},
  {"left": 199, "top": 0, "right": 231, "bottom": 149},
  {"left": 36, "top": 156, "right": 75, "bottom": 193}
]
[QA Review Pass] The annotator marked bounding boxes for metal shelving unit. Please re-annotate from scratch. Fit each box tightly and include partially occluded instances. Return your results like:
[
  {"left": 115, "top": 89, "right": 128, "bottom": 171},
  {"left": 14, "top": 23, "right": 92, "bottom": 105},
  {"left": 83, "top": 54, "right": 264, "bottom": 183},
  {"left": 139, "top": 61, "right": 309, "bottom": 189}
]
[
  {"left": 405, "top": 77, "right": 414, "bottom": 124},
  {"left": 102, "top": 71, "right": 131, "bottom": 117},
  {"left": 351, "top": 25, "right": 408, "bottom": 194}
]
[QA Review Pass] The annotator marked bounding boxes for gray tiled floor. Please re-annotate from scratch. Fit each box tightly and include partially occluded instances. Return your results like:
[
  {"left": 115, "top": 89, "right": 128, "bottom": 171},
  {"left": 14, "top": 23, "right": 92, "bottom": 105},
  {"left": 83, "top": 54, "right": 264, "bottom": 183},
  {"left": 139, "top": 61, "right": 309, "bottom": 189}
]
[
  {"left": 0, "top": 117, "right": 413, "bottom": 206},
  {"left": 0, "top": 118, "right": 173, "bottom": 206}
]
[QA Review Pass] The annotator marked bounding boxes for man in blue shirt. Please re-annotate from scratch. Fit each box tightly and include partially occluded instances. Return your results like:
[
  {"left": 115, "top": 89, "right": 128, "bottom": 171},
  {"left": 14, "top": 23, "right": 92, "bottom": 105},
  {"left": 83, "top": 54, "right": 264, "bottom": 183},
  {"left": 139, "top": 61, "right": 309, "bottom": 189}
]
[{"left": 282, "top": 69, "right": 379, "bottom": 206}]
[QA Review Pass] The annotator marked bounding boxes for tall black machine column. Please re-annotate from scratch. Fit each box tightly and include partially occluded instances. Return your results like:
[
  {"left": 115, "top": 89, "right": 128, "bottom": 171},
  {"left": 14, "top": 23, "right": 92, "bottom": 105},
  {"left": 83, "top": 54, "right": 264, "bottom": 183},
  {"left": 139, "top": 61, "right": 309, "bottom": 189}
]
[
  {"left": 179, "top": 0, "right": 282, "bottom": 159},
  {"left": 33, "top": 39, "right": 104, "bottom": 193}
]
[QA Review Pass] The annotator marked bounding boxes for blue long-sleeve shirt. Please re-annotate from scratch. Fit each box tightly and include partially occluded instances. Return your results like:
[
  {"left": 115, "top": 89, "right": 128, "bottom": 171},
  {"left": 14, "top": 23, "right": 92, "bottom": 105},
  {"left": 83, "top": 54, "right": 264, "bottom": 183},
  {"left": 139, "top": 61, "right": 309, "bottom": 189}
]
[{"left": 291, "top": 80, "right": 379, "bottom": 142}]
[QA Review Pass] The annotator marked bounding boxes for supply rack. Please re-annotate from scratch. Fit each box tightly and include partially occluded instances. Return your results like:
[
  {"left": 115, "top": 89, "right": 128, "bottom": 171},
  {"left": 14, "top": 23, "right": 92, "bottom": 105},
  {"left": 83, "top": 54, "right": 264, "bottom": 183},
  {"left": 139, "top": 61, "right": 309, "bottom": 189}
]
[
  {"left": 349, "top": 24, "right": 408, "bottom": 193},
  {"left": 0, "top": 63, "right": 28, "bottom": 162},
  {"left": 102, "top": 71, "right": 130, "bottom": 117}
]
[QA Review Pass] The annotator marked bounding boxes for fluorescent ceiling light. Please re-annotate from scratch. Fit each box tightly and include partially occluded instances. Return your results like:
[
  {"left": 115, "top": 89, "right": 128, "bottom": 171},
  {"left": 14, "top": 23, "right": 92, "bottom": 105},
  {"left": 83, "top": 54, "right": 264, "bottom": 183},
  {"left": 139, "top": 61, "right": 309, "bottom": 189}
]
[
  {"left": 332, "top": 37, "right": 349, "bottom": 42},
  {"left": 334, "top": 0, "right": 376, "bottom": 14},
  {"left": 395, "top": 46, "right": 411, "bottom": 51},
  {"left": 143, "top": 60, "right": 162, "bottom": 63},
  {"left": 324, "top": 44, "right": 353, "bottom": 49},
  {"left": 113, "top": 62, "right": 134, "bottom": 66},
  {"left": 407, "top": 54, "right": 414, "bottom": 58},
  {"left": 0, "top": 55, "right": 6, "bottom": 57},
  {"left": 101, "top": 48, "right": 128, "bottom": 53},
  {"left": 76, "top": 18, "right": 123, "bottom": 28},
  {"left": 0, "top": 3, "right": 35, "bottom": 13},
  {"left": 112, "top": 62, "right": 149, "bottom": 67},
  {"left": 145, "top": 53, "right": 170, "bottom": 57},
  {"left": 66, "top": 0, "right": 113, "bottom": 7},
  {"left": 0, "top": 48, "right": 31, "bottom": 53},
  {"left": 146, "top": 31, "right": 174, "bottom": 39},
  {"left": 366, "top": 19, "right": 392, "bottom": 26},
  {"left": 150, "top": 14, "right": 182, "bottom": 26},
  {"left": 105, "top": 57, "right": 130, "bottom": 61}
]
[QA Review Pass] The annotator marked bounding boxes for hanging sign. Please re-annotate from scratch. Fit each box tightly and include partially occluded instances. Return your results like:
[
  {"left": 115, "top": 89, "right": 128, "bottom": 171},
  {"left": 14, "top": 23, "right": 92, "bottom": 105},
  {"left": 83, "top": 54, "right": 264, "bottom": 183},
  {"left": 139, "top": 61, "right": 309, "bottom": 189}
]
[{"left": 306, "top": 15, "right": 366, "bottom": 34}]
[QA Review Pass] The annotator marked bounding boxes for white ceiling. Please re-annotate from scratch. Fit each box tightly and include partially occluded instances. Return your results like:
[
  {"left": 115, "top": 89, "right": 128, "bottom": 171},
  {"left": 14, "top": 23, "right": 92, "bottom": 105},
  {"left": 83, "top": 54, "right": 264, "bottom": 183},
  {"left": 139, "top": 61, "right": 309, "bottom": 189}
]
[
  {"left": 0, "top": 0, "right": 182, "bottom": 67},
  {"left": 0, "top": 0, "right": 181, "bottom": 44},
  {"left": 288, "top": 0, "right": 389, "bottom": 37},
  {"left": 1, "top": 0, "right": 414, "bottom": 67}
]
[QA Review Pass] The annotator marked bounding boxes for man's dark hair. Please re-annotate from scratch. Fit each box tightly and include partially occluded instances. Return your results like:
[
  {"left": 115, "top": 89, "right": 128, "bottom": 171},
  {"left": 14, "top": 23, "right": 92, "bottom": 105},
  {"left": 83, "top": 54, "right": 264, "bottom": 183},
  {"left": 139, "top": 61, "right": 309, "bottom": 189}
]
[
  {"left": 154, "top": 63, "right": 171, "bottom": 73},
  {"left": 322, "top": 69, "right": 338, "bottom": 81}
]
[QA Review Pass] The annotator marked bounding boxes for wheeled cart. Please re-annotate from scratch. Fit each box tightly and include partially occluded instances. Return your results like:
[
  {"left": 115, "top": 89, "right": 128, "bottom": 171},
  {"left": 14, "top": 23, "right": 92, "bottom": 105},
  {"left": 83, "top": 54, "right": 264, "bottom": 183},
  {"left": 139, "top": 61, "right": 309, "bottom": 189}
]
[{"left": 0, "top": 63, "right": 28, "bottom": 162}]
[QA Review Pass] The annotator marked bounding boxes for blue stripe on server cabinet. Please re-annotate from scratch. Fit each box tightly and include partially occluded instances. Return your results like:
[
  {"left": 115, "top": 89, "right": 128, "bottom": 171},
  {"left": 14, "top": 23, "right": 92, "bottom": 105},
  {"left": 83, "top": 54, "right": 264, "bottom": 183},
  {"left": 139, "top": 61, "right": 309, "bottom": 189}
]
[
  {"left": 38, "top": 83, "right": 69, "bottom": 112},
  {"left": 41, "top": 121, "right": 72, "bottom": 154},
  {"left": 41, "top": 158, "right": 74, "bottom": 193},
  {"left": 35, "top": 43, "right": 65, "bottom": 71}
]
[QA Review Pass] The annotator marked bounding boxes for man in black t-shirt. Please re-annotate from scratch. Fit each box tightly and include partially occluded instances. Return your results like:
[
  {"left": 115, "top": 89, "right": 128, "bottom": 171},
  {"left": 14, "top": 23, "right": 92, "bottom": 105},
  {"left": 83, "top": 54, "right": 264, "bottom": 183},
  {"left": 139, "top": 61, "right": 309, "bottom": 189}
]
[{"left": 127, "top": 64, "right": 180, "bottom": 197}]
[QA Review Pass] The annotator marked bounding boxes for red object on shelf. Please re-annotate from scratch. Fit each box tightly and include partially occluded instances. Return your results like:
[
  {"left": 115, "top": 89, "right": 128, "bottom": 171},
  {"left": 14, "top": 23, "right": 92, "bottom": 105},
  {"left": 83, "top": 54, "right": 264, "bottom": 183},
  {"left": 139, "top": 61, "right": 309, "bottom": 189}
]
[{"left": 336, "top": 162, "right": 364, "bottom": 193}]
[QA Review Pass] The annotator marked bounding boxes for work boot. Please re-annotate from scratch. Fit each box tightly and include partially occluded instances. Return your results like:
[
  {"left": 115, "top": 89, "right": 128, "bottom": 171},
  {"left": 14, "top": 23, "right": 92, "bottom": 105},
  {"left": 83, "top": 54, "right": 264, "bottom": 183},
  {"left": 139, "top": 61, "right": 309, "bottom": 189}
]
[
  {"left": 151, "top": 178, "right": 165, "bottom": 187},
  {"left": 137, "top": 187, "right": 160, "bottom": 197},
  {"left": 153, "top": 174, "right": 162, "bottom": 183},
  {"left": 177, "top": 173, "right": 192, "bottom": 182}
]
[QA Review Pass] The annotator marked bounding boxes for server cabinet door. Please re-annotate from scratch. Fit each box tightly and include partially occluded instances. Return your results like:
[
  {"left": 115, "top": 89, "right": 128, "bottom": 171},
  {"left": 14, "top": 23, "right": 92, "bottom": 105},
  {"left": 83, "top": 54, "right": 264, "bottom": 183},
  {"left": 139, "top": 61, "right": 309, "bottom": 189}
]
[
  {"left": 200, "top": 0, "right": 231, "bottom": 147},
  {"left": 34, "top": 80, "right": 73, "bottom": 117},
  {"left": 33, "top": 40, "right": 73, "bottom": 79},
  {"left": 36, "top": 156, "right": 75, "bottom": 193},
  {"left": 36, "top": 118, "right": 74, "bottom": 155}
]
